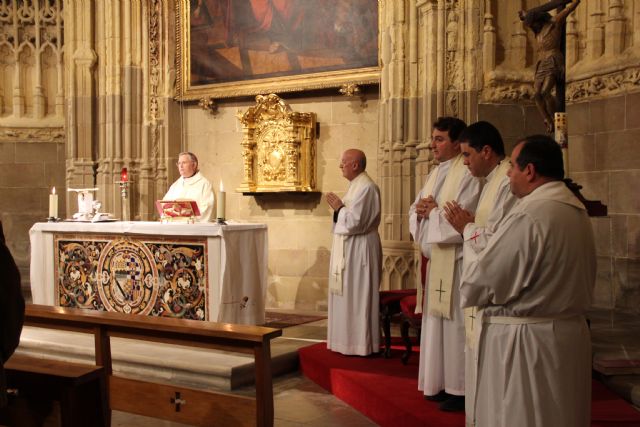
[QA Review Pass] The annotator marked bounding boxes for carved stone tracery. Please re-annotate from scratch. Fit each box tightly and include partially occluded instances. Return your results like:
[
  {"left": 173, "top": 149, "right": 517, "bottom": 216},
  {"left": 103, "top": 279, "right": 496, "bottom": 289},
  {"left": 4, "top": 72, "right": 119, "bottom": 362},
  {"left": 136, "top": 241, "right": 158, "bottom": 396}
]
[
  {"left": 480, "top": 0, "right": 640, "bottom": 104},
  {"left": 0, "top": 0, "right": 64, "bottom": 126}
]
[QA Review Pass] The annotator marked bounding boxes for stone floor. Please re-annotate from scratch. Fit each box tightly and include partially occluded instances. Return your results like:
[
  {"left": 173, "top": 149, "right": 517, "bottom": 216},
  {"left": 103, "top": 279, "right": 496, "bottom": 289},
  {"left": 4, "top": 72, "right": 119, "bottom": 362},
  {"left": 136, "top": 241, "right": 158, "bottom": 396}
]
[
  {"left": 9, "top": 308, "right": 640, "bottom": 426},
  {"left": 108, "top": 308, "right": 640, "bottom": 426},
  {"left": 108, "top": 317, "right": 378, "bottom": 426},
  {"left": 589, "top": 308, "right": 640, "bottom": 407}
]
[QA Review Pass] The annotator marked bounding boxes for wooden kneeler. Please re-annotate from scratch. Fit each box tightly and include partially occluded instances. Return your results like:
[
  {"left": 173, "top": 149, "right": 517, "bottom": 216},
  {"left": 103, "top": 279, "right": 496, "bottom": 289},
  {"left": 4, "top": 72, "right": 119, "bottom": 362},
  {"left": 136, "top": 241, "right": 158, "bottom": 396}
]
[
  {"left": 22, "top": 304, "right": 282, "bottom": 427},
  {"left": 3, "top": 354, "right": 108, "bottom": 427}
]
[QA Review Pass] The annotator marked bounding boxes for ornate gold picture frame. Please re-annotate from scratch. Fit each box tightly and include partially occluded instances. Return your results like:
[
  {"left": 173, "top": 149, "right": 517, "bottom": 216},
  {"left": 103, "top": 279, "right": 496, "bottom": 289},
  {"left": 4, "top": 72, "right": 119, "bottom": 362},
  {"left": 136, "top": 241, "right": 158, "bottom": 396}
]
[{"left": 175, "top": 0, "right": 380, "bottom": 100}]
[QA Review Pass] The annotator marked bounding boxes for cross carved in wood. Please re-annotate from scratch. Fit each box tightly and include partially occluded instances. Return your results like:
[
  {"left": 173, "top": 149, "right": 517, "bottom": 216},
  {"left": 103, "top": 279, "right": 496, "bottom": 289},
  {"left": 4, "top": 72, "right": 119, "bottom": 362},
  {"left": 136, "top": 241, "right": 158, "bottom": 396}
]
[{"left": 170, "top": 391, "right": 187, "bottom": 412}]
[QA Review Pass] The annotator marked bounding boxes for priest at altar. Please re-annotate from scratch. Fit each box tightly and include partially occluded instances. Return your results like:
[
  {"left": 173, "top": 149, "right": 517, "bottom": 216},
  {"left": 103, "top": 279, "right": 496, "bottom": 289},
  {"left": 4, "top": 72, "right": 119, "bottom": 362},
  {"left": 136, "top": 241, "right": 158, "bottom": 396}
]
[{"left": 163, "top": 151, "right": 215, "bottom": 222}]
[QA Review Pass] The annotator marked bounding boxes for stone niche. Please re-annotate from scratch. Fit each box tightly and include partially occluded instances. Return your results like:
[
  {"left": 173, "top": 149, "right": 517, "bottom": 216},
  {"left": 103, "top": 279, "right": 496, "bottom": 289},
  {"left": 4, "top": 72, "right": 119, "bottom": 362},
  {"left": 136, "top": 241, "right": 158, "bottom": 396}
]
[{"left": 237, "top": 94, "right": 317, "bottom": 193}]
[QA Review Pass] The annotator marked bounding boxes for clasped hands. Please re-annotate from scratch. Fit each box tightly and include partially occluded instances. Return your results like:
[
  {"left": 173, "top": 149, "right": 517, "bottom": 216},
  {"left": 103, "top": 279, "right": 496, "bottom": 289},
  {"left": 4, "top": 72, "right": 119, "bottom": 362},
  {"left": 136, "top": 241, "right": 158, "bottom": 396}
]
[
  {"left": 442, "top": 201, "right": 474, "bottom": 235},
  {"left": 326, "top": 192, "right": 344, "bottom": 211},
  {"left": 415, "top": 196, "right": 438, "bottom": 221}
]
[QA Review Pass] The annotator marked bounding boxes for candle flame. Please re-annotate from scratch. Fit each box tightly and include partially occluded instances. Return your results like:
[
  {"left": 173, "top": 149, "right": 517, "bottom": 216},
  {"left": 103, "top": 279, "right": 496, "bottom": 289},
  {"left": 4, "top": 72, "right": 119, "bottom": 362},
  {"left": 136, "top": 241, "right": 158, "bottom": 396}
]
[
  {"left": 52, "top": 187, "right": 56, "bottom": 195},
  {"left": 219, "top": 181, "right": 225, "bottom": 192}
]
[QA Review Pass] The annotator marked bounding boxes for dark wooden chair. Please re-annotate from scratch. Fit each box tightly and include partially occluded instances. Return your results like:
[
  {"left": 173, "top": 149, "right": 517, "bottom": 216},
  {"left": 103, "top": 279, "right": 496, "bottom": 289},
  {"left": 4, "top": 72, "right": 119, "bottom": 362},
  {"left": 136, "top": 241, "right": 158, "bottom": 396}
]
[
  {"left": 379, "top": 289, "right": 416, "bottom": 358},
  {"left": 399, "top": 294, "right": 422, "bottom": 365}
]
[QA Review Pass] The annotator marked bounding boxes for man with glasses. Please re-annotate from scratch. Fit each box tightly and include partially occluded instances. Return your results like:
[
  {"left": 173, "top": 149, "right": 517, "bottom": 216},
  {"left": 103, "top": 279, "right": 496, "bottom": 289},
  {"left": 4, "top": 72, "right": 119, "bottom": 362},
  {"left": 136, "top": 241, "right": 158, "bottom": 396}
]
[
  {"left": 325, "top": 149, "right": 382, "bottom": 356},
  {"left": 163, "top": 152, "right": 214, "bottom": 222}
]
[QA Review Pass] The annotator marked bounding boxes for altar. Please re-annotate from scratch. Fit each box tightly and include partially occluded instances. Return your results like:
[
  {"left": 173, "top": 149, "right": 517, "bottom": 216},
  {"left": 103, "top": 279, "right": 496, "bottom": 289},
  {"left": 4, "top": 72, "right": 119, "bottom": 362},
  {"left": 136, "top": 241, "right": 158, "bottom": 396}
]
[{"left": 29, "top": 221, "right": 268, "bottom": 325}]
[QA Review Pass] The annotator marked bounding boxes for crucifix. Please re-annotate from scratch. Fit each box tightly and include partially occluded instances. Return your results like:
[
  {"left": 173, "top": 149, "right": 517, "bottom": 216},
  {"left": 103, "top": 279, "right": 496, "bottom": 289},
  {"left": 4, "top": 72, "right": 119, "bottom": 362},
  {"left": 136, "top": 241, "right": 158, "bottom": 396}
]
[
  {"left": 520, "top": 0, "right": 607, "bottom": 217},
  {"left": 435, "top": 279, "right": 447, "bottom": 303},
  {"left": 519, "top": 0, "right": 580, "bottom": 133}
]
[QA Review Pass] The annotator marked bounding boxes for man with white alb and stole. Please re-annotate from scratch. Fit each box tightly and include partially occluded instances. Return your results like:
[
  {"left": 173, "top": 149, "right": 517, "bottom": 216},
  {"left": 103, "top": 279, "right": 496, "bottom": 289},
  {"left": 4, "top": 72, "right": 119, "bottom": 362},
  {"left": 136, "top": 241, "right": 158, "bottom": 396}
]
[
  {"left": 164, "top": 152, "right": 214, "bottom": 222},
  {"left": 440, "top": 121, "right": 518, "bottom": 426},
  {"left": 325, "top": 149, "right": 382, "bottom": 356},
  {"left": 460, "top": 134, "right": 596, "bottom": 427},
  {"left": 409, "top": 117, "right": 481, "bottom": 412}
]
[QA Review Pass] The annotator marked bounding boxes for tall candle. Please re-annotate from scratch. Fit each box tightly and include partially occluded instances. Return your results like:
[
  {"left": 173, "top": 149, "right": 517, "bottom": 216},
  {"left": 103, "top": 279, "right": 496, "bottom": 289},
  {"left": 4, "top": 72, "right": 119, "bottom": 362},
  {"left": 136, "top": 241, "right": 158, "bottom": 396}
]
[
  {"left": 49, "top": 187, "right": 58, "bottom": 218},
  {"left": 217, "top": 181, "right": 226, "bottom": 219}
]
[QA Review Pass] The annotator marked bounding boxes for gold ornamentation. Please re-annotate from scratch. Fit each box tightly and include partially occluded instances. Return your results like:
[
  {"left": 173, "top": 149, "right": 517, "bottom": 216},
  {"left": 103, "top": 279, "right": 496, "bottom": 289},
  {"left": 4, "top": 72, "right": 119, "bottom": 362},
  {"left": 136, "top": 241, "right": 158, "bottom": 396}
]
[
  {"left": 237, "top": 94, "right": 316, "bottom": 193},
  {"left": 339, "top": 83, "right": 361, "bottom": 97},
  {"left": 198, "top": 97, "right": 218, "bottom": 115}
]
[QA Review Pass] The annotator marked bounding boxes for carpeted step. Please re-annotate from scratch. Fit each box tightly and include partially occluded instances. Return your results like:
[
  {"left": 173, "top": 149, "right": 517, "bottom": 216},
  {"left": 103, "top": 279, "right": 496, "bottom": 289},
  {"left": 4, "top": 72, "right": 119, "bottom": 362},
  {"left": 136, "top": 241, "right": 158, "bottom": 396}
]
[
  {"left": 300, "top": 342, "right": 640, "bottom": 427},
  {"left": 300, "top": 342, "right": 464, "bottom": 426}
]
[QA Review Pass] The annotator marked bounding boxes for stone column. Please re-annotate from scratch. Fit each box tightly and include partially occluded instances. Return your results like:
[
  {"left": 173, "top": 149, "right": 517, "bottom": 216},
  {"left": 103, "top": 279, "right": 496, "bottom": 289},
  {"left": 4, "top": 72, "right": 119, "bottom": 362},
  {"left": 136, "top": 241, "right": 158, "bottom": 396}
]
[
  {"left": 379, "top": 0, "right": 482, "bottom": 291},
  {"left": 379, "top": 0, "right": 418, "bottom": 291},
  {"left": 65, "top": 0, "right": 178, "bottom": 221},
  {"left": 64, "top": 0, "right": 97, "bottom": 206}
]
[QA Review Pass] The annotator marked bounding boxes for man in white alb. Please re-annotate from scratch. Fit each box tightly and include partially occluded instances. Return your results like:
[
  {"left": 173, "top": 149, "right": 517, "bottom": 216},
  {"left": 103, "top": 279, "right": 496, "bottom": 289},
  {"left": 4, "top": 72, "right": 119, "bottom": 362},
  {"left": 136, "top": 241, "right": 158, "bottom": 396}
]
[
  {"left": 325, "top": 149, "right": 382, "bottom": 356},
  {"left": 409, "top": 117, "right": 481, "bottom": 412},
  {"left": 460, "top": 135, "right": 596, "bottom": 427},
  {"left": 440, "top": 121, "right": 518, "bottom": 426},
  {"left": 163, "top": 152, "right": 214, "bottom": 222}
]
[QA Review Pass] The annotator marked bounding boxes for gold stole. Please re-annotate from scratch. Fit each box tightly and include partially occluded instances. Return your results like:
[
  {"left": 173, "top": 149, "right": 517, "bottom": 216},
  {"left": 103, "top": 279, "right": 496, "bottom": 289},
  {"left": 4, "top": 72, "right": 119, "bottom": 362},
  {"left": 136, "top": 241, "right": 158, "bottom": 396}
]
[
  {"left": 414, "top": 165, "right": 440, "bottom": 314},
  {"left": 427, "top": 154, "right": 466, "bottom": 319},
  {"left": 329, "top": 172, "right": 373, "bottom": 296},
  {"left": 463, "top": 159, "right": 510, "bottom": 346}
]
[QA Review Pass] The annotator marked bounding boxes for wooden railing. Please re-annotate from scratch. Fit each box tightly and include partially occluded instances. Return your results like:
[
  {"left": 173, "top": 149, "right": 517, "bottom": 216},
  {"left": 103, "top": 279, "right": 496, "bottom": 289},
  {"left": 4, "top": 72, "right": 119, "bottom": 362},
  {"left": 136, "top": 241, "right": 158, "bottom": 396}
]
[{"left": 23, "top": 304, "right": 282, "bottom": 427}]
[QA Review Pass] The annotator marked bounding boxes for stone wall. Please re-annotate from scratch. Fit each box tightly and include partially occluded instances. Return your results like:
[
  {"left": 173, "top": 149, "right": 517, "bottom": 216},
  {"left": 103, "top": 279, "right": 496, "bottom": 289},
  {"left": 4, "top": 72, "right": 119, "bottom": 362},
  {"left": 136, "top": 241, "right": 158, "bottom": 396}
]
[
  {"left": 479, "top": 90, "right": 640, "bottom": 313},
  {"left": 184, "top": 95, "right": 380, "bottom": 310},
  {"left": 0, "top": 0, "right": 66, "bottom": 289},
  {"left": 0, "top": 138, "right": 66, "bottom": 284},
  {"left": 568, "top": 92, "right": 640, "bottom": 312}
]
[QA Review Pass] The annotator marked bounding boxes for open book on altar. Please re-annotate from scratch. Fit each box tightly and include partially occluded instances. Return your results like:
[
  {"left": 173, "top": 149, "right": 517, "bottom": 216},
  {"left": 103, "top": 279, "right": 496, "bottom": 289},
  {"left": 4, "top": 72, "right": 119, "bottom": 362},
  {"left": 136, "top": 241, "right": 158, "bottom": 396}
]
[{"left": 156, "top": 200, "right": 200, "bottom": 222}]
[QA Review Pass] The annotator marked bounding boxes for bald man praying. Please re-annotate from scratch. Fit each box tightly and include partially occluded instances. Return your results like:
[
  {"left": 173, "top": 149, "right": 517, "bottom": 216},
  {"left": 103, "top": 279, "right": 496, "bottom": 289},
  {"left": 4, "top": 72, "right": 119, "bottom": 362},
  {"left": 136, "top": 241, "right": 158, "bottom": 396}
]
[{"left": 325, "top": 149, "right": 382, "bottom": 356}]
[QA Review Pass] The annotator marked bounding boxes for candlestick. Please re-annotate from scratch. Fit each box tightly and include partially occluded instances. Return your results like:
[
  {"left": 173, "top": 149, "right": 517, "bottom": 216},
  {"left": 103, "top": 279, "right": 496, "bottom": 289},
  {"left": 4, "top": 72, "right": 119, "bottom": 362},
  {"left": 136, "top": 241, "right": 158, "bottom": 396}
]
[
  {"left": 49, "top": 187, "right": 58, "bottom": 219},
  {"left": 217, "top": 181, "right": 226, "bottom": 221}
]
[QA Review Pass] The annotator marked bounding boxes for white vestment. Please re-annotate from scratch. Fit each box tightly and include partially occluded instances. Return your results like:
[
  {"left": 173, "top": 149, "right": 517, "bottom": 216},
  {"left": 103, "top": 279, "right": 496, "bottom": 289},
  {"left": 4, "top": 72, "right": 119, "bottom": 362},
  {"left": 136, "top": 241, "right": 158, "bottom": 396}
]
[
  {"left": 163, "top": 171, "right": 215, "bottom": 222},
  {"left": 409, "top": 157, "right": 481, "bottom": 396},
  {"left": 459, "top": 162, "right": 517, "bottom": 426},
  {"left": 460, "top": 181, "right": 596, "bottom": 427},
  {"left": 327, "top": 172, "right": 382, "bottom": 356}
]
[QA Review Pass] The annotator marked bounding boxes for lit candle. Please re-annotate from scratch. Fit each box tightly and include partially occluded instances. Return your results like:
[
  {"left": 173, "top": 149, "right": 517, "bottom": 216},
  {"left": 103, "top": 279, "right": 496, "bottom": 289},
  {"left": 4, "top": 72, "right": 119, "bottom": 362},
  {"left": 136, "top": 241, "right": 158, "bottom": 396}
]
[
  {"left": 49, "top": 187, "right": 58, "bottom": 218},
  {"left": 217, "top": 181, "right": 226, "bottom": 220},
  {"left": 120, "top": 167, "right": 128, "bottom": 182}
]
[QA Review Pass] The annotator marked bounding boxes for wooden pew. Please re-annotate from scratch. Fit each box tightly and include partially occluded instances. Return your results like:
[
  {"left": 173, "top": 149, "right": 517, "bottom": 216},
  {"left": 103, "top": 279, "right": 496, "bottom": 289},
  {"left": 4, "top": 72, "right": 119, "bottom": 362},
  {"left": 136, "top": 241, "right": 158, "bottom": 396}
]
[
  {"left": 3, "top": 354, "right": 108, "bottom": 427},
  {"left": 23, "top": 304, "right": 282, "bottom": 427}
]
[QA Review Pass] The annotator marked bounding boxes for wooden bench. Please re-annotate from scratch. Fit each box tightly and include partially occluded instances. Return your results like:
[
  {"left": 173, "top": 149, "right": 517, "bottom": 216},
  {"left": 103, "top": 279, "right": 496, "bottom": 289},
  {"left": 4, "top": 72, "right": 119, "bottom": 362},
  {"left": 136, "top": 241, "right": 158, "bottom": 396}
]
[
  {"left": 2, "top": 354, "right": 107, "bottom": 426},
  {"left": 22, "top": 304, "right": 282, "bottom": 427}
]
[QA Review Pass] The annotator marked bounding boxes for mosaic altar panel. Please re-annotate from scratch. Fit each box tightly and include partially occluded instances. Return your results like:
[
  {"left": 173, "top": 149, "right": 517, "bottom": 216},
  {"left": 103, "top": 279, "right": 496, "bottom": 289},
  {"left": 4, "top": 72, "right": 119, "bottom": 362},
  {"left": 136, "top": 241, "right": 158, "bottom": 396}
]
[{"left": 54, "top": 234, "right": 208, "bottom": 321}]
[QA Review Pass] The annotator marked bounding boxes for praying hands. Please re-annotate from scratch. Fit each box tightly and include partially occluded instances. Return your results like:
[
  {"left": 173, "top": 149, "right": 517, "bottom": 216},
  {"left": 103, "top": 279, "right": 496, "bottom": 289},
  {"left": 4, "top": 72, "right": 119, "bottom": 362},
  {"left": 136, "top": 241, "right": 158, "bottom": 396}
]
[
  {"left": 326, "top": 192, "right": 345, "bottom": 211},
  {"left": 415, "top": 196, "right": 438, "bottom": 221},
  {"left": 443, "top": 200, "right": 475, "bottom": 234}
]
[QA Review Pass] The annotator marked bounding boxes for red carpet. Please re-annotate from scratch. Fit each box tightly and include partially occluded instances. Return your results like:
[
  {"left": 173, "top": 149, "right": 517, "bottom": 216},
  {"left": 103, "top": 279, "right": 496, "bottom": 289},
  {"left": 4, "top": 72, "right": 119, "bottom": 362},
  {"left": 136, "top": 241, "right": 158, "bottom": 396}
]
[{"left": 299, "top": 342, "right": 640, "bottom": 427}]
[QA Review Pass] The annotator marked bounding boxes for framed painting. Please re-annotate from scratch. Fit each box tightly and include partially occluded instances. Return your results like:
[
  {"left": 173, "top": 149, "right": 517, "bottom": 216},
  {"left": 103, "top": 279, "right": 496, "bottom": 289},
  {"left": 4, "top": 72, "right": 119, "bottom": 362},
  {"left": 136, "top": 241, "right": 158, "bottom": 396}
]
[{"left": 175, "top": 0, "right": 381, "bottom": 100}]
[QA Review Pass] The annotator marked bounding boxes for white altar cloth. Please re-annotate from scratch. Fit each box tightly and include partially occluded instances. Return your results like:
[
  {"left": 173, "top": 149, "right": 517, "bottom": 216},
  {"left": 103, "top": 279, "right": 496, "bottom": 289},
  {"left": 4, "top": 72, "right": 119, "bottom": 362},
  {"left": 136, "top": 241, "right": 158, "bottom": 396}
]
[{"left": 29, "top": 221, "right": 268, "bottom": 325}]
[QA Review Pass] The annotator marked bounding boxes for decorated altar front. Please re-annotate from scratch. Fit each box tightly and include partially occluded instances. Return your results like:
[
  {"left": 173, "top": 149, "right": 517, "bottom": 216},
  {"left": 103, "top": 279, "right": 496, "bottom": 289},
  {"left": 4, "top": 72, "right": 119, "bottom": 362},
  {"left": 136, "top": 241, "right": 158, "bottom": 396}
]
[{"left": 29, "top": 221, "right": 267, "bottom": 325}]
